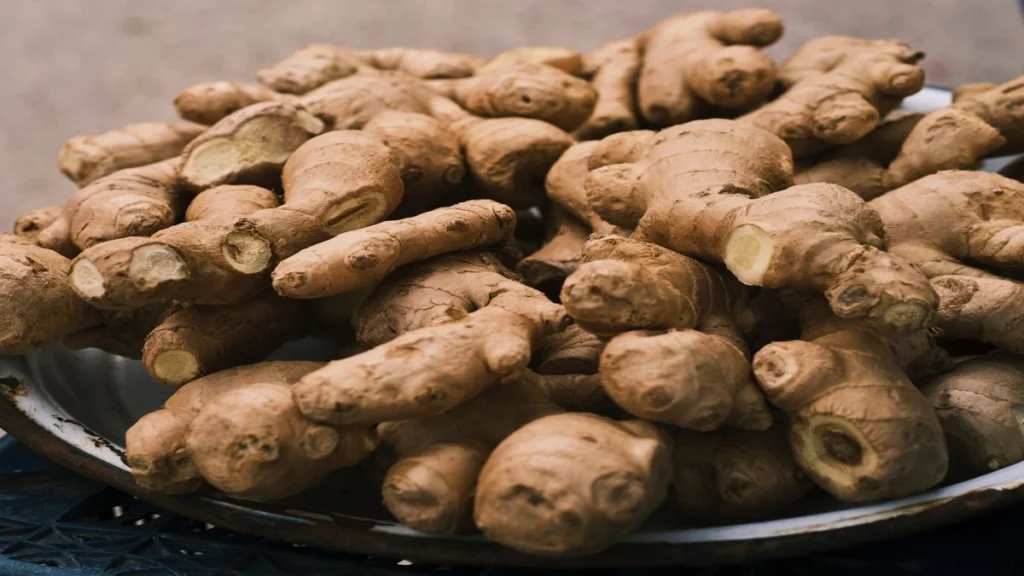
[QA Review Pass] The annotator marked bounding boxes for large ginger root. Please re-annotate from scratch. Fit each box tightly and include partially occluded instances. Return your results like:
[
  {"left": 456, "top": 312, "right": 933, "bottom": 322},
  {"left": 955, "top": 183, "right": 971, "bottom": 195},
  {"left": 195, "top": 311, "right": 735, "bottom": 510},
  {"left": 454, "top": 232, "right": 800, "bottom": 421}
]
[
  {"left": 478, "top": 46, "right": 584, "bottom": 76},
  {"left": 178, "top": 100, "right": 325, "bottom": 191},
  {"left": 59, "top": 121, "right": 206, "bottom": 186},
  {"left": 142, "top": 292, "right": 308, "bottom": 386},
  {"left": 68, "top": 185, "right": 280, "bottom": 309},
  {"left": 742, "top": 36, "right": 925, "bottom": 159},
  {"left": 272, "top": 200, "right": 515, "bottom": 299},
  {"left": 752, "top": 299, "right": 948, "bottom": 502},
  {"left": 474, "top": 413, "right": 672, "bottom": 557},
  {"left": 869, "top": 171, "right": 1024, "bottom": 278},
  {"left": 298, "top": 73, "right": 432, "bottom": 130},
  {"left": 0, "top": 234, "right": 99, "bottom": 354},
  {"left": 881, "top": 76, "right": 1024, "bottom": 189},
  {"left": 13, "top": 206, "right": 63, "bottom": 245},
  {"left": 929, "top": 275, "right": 1024, "bottom": 355},
  {"left": 922, "top": 352, "right": 1024, "bottom": 480},
  {"left": 356, "top": 47, "right": 481, "bottom": 79},
  {"left": 256, "top": 44, "right": 365, "bottom": 94},
  {"left": 222, "top": 130, "right": 404, "bottom": 280},
  {"left": 428, "top": 62, "right": 597, "bottom": 132},
  {"left": 380, "top": 370, "right": 602, "bottom": 534},
  {"left": 670, "top": 426, "right": 812, "bottom": 525},
  {"left": 292, "top": 251, "right": 567, "bottom": 425},
  {"left": 562, "top": 235, "right": 770, "bottom": 431},
  {"left": 361, "top": 110, "right": 465, "bottom": 212},
  {"left": 637, "top": 9, "right": 783, "bottom": 127},
  {"left": 174, "top": 81, "right": 284, "bottom": 125},
  {"left": 793, "top": 110, "right": 923, "bottom": 199},
  {"left": 125, "top": 361, "right": 377, "bottom": 500},
  {"left": 584, "top": 119, "right": 937, "bottom": 332},
  {"left": 574, "top": 39, "right": 642, "bottom": 140},
  {"left": 39, "top": 159, "right": 186, "bottom": 255}
]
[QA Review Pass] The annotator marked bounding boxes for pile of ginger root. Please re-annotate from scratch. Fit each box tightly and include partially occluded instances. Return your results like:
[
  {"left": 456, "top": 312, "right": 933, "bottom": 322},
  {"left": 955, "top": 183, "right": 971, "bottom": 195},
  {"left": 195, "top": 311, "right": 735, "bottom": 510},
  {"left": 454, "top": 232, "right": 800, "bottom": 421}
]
[{"left": 6, "top": 8, "right": 1024, "bottom": 558}]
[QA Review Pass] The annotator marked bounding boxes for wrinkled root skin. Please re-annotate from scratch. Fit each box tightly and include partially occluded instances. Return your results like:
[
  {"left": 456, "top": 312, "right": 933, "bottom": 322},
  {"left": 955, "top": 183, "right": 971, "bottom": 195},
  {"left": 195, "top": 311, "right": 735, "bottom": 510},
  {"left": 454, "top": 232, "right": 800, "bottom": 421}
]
[{"left": 59, "top": 121, "right": 205, "bottom": 187}]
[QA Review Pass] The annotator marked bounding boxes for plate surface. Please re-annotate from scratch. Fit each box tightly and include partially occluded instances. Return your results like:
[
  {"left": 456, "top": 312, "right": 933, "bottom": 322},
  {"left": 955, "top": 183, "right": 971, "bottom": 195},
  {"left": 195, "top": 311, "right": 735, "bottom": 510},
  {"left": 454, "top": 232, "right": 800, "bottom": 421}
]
[{"left": 3, "top": 87, "right": 1024, "bottom": 567}]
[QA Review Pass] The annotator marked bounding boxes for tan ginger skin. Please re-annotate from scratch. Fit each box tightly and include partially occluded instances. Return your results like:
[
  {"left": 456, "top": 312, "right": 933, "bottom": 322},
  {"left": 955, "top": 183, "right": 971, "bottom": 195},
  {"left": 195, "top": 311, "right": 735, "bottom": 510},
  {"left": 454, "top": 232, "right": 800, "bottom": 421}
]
[
  {"left": 515, "top": 207, "right": 591, "bottom": 290},
  {"left": 753, "top": 300, "right": 948, "bottom": 502},
  {"left": 534, "top": 323, "right": 605, "bottom": 376},
  {"left": 272, "top": 199, "right": 516, "bottom": 299},
  {"left": 561, "top": 235, "right": 771, "bottom": 431},
  {"left": 142, "top": 291, "right": 308, "bottom": 387},
  {"left": 575, "top": 38, "right": 642, "bottom": 140},
  {"left": 292, "top": 252, "right": 568, "bottom": 426},
  {"left": 922, "top": 352, "right": 1024, "bottom": 481},
  {"left": 223, "top": 130, "right": 405, "bottom": 280},
  {"left": 12, "top": 206, "right": 63, "bottom": 245},
  {"left": 474, "top": 413, "right": 672, "bottom": 557},
  {"left": 125, "top": 361, "right": 377, "bottom": 501},
  {"left": 39, "top": 159, "right": 185, "bottom": 255},
  {"left": 670, "top": 426, "right": 813, "bottom": 525},
  {"left": 637, "top": 9, "right": 783, "bottom": 127},
  {"left": 742, "top": 36, "right": 924, "bottom": 159},
  {"left": 59, "top": 121, "right": 206, "bottom": 187},
  {"left": 427, "top": 62, "right": 598, "bottom": 132},
  {"left": 584, "top": 119, "right": 937, "bottom": 333},
  {"left": 380, "top": 370, "right": 603, "bottom": 534},
  {"left": 174, "top": 81, "right": 284, "bottom": 125},
  {"left": 68, "top": 185, "right": 280, "bottom": 310},
  {"left": 355, "top": 47, "right": 480, "bottom": 79},
  {"left": 478, "top": 46, "right": 584, "bottom": 76},
  {"left": 177, "top": 100, "right": 325, "bottom": 192},
  {"left": 298, "top": 73, "right": 433, "bottom": 130}
]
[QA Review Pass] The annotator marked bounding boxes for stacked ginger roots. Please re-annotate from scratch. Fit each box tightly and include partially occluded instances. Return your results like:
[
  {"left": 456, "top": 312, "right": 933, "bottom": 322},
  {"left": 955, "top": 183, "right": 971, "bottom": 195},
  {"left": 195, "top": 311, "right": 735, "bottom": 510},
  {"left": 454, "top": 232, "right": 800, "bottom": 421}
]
[{"left": 6, "top": 8, "right": 1024, "bottom": 557}]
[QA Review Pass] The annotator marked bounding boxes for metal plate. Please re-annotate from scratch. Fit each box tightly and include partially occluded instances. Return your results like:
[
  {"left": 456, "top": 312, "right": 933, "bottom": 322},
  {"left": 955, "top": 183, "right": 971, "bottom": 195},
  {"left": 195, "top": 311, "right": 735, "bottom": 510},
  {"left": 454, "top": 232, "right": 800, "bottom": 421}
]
[{"left": 3, "top": 87, "right": 1024, "bottom": 568}]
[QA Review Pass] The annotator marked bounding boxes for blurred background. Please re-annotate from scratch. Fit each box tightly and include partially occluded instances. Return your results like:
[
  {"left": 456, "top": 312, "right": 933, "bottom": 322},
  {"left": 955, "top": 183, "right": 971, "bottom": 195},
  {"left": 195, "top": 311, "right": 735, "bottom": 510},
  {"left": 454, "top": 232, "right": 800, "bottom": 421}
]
[{"left": 1, "top": 0, "right": 1023, "bottom": 230}]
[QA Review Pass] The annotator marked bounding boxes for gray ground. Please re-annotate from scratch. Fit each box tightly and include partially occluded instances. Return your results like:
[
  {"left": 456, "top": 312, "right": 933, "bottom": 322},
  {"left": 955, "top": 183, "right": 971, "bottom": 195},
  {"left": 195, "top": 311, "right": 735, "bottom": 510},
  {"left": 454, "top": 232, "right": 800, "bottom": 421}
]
[{"left": 2, "top": 0, "right": 1023, "bottom": 230}]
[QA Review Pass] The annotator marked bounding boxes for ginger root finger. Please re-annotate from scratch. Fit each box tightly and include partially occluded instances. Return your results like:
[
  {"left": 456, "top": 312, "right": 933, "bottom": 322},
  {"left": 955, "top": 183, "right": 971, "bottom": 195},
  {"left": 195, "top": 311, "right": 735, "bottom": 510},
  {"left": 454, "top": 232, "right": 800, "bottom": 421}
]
[
  {"left": 143, "top": 292, "right": 308, "bottom": 386},
  {"left": 435, "top": 62, "right": 597, "bottom": 132},
  {"left": 68, "top": 185, "right": 279, "bottom": 309},
  {"left": 670, "top": 426, "right": 812, "bottom": 525},
  {"left": 479, "top": 46, "right": 584, "bottom": 76},
  {"left": 126, "top": 361, "right": 377, "bottom": 500},
  {"left": 752, "top": 304, "right": 947, "bottom": 502},
  {"left": 922, "top": 352, "right": 1024, "bottom": 480},
  {"left": 13, "top": 206, "right": 63, "bottom": 245},
  {"left": 638, "top": 9, "right": 783, "bottom": 127},
  {"left": 44, "top": 159, "right": 186, "bottom": 252},
  {"left": 742, "top": 36, "right": 924, "bottom": 159},
  {"left": 224, "top": 130, "right": 405, "bottom": 275},
  {"left": 256, "top": 44, "right": 364, "bottom": 94},
  {"left": 0, "top": 234, "right": 100, "bottom": 354},
  {"left": 361, "top": 111, "right": 464, "bottom": 212},
  {"left": 59, "top": 121, "right": 206, "bottom": 186},
  {"left": 272, "top": 200, "right": 515, "bottom": 299},
  {"left": 574, "top": 38, "right": 642, "bottom": 140},
  {"left": 584, "top": 120, "right": 936, "bottom": 332},
  {"left": 930, "top": 275, "right": 1024, "bottom": 355},
  {"left": 298, "top": 73, "right": 432, "bottom": 130},
  {"left": 178, "top": 100, "right": 325, "bottom": 191},
  {"left": 534, "top": 323, "right": 604, "bottom": 376},
  {"left": 357, "top": 47, "right": 480, "bottom": 79},
  {"left": 869, "top": 171, "right": 1024, "bottom": 275},
  {"left": 474, "top": 413, "right": 672, "bottom": 557},
  {"left": 545, "top": 141, "right": 624, "bottom": 235},
  {"left": 174, "top": 80, "right": 284, "bottom": 125}
]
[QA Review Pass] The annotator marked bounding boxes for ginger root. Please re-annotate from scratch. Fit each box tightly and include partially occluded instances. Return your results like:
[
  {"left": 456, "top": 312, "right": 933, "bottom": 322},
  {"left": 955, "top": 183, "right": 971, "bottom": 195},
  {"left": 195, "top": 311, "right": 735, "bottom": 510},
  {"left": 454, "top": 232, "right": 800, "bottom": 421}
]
[
  {"left": 574, "top": 38, "right": 642, "bottom": 140},
  {"left": 922, "top": 352, "right": 1024, "bottom": 480},
  {"left": 174, "top": 80, "right": 283, "bottom": 125},
  {"left": 292, "top": 251, "right": 567, "bottom": 425},
  {"left": 753, "top": 299, "right": 948, "bottom": 502},
  {"left": 256, "top": 44, "right": 364, "bottom": 94},
  {"left": 178, "top": 100, "right": 325, "bottom": 191},
  {"left": 126, "top": 361, "right": 377, "bottom": 500},
  {"left": 355, "top": 47, "right": 480, "bottom": 79},
  {"left": 474, "top": 413, "right": 672, "bottom": 557},
  {"left": 584, "top": 119, "right": 937, "bottom": 332},
  {"left": 479, "top": 46, "right": 584, "bottom": 76},
  {"left": 637, "top": 9, "right": 783, "bottom": 127},
  {"left": 68, "top": 185, "right": 280, "bottom": 309},
  {"left": 272, "top": 200, "right": 515, "bottom": 299},
  {"left": 742, "top": 36, "right": 924, "bottom": 159},
  {"left": 59, "top": 121, "right": 206, "bottom": 186},
  {"left": 13, "top": 206, "right": 63, "bottom": 245},
  {"left": 670, "top": 426, "right": 812, "bottom": 525}
]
